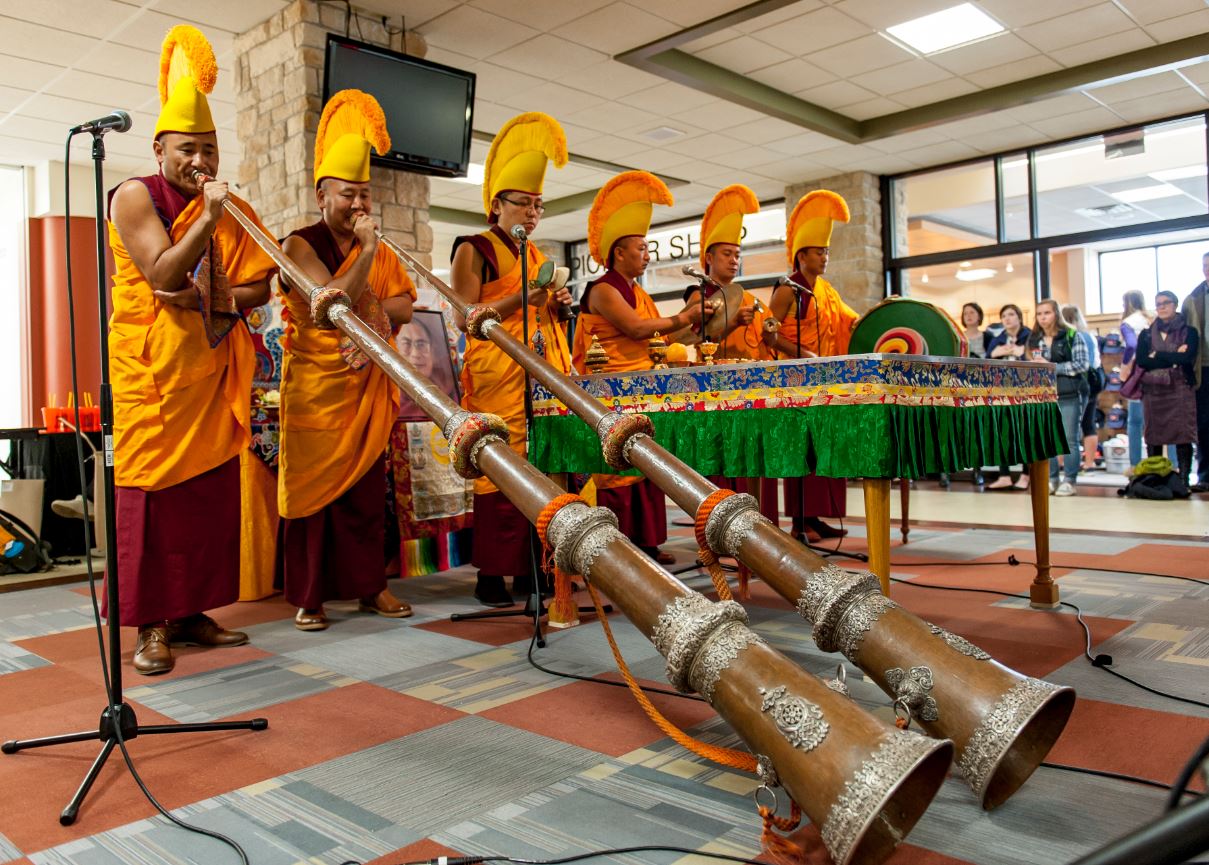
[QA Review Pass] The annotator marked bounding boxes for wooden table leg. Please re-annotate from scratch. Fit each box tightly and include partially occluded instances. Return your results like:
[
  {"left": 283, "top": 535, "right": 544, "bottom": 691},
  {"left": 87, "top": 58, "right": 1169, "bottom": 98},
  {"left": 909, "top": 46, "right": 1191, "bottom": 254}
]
[
  {"left": 1027, "top": 460, "right": 1059, "bottom": 608},
  {"left": 899, "top": 477, "right": 910, "bottom": 544},
  {"left": 863, "top": 478, "right": 892, "bottom": 595}
]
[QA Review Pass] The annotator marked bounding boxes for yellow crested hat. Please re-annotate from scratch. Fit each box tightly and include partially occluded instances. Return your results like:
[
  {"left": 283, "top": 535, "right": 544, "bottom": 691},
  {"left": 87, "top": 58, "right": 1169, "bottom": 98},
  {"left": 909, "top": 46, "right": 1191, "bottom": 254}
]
[
  {"left": 699, "top": 184, "right": 759, "bottom": 270},
  {"left": 483, "top": 112, "right": 567, "bottom": 216},
  {"left": 588, "top": 171, "right": 674, "bottom": 267},
  {"left": 786, "top": 190, "right": 849, "bottom": 267},
  {"left": 154, "top": 25, "right": 218, "bottom": 139},
  {"left": 314, "top": 89, "right": 391, "bottom": 185}
]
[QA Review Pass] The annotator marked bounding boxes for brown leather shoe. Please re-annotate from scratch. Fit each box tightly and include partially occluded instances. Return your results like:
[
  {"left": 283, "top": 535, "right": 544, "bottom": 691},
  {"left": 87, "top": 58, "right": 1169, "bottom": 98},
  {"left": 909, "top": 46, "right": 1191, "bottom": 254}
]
[
  {"left": 358, "top": 588, "right": 413, "bottom": 618},
  {"left": 170, "top": 613, "right": 249, "bottom": 647},
  {"left": 295, "top": 607, "right": 329, "bottom": 631},
  {"left": 133, "top": 624, "right": 174, "bottom": 675}
]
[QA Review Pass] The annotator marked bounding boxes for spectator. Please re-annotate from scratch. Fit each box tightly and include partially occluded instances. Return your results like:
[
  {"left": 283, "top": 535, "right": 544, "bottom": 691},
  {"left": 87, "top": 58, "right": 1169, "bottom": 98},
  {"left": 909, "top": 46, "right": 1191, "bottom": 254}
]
[
  {"left": 962, "top": 302, "right": 987, "bottom": 358},
  {"left": 986, "top": 303, "right": 1033, "bottom": 490},
  {"left": 1119, "top": 289, "right": 1153, "bottom": 467},
  {"left": 1182, "top": 254, "right": 1209, "bottom": 492},
  {"left": 1062, "top": 304, "right": 1103, "bottom": 470},
  {"left": 1137, "top": 290, "right": 1199, "bottom": 488},
  {"left": 1028, "top": 299, "right": 1090, "bottom": 496}
]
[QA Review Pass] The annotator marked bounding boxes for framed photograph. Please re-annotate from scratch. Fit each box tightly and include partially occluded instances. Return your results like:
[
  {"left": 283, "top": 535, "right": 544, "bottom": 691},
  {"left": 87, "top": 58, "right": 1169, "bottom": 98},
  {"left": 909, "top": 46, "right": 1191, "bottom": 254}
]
[{"left": 397, "top": 308, "right": 461, "bottom": 422}]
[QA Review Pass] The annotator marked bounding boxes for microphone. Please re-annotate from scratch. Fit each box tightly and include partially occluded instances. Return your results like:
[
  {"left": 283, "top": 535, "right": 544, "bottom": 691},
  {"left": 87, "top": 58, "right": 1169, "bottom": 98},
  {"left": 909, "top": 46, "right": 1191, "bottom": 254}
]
[
  {"left": 71, "top": 110, "right": 132, "bottom": 135},
  {"left": 681, "top": 264, "right": 721, "bottom": 289},
  {"left": 510, "top": 224, "right": 528, "bottom": 242},
  {"left": 780, "top": 273, "right": 812, "bottom": 296}
]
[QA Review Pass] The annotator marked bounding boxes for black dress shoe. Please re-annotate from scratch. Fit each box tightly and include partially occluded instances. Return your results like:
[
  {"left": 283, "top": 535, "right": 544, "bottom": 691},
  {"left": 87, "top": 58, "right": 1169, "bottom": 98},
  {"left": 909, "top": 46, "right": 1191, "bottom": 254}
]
[
  {"left": 973, "top": 471, "right": 986, "bottom": 485},
  {"left": 474, "top": 574, "right": 514, "bottom": 608},
  {"left": 938, "top": 473, "right": 951, "bottom": 488},
  {"left": 804, "top": 517, "right": 847, "bottom": 539}
]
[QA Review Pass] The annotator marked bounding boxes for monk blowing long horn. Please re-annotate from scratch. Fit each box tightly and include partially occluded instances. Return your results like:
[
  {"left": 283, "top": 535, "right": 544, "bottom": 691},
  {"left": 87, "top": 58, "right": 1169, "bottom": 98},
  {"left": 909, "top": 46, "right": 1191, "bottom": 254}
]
[
  {"left": 200, "top": 176, "right": 954, "bottom": 865},
  {"left": 375, "top": 229, "right": 1076, "bottom": 811}
]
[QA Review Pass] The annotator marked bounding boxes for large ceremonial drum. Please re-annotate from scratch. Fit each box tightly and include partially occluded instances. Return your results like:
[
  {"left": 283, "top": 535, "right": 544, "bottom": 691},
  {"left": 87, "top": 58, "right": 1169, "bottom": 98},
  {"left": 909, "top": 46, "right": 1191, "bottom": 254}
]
[{"left": 850, "top": 296, "right": 968, "bottom": 357}]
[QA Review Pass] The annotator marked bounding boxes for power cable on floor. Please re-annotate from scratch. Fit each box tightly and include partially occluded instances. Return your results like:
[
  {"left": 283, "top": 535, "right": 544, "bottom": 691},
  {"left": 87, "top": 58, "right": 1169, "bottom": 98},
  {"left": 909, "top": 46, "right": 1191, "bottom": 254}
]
[{"left": 339, "top": 845, "right": 770, "bottom": 865}]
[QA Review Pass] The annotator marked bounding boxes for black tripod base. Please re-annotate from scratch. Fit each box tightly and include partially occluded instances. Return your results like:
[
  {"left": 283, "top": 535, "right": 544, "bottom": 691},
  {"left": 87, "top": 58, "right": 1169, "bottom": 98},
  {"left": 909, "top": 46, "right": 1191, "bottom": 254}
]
[
  {"left": 2, "top": 702, "right": 268, "bottom": 826},
  {"left": 450, "top": 600, "right": 614, "bottom": 623}
]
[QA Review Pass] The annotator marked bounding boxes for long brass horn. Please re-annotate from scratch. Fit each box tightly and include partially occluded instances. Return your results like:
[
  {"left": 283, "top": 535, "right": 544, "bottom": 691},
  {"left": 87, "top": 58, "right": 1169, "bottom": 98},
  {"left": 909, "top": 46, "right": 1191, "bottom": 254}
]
[
  {"left": 209, "top": 195, "right": 954, "bottom": 865},
  {"left": 376, "top": 230, "right": 1075, "bottom": 810}
]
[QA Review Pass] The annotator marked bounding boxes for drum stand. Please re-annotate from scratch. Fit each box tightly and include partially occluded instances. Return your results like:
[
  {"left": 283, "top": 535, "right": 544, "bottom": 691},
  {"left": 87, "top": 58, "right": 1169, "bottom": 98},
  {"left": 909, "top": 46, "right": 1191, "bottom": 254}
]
[{"left": 1, "top": 127, "right": 267, "bottom": 826}]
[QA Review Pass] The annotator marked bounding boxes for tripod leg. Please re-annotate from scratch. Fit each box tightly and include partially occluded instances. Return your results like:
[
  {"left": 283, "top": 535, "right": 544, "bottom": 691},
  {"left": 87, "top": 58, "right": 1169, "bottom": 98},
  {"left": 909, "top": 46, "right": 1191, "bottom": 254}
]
[
  {"left": 60, "top": 738, "right": 117, "bottom": 826},
  {"left": 4, "top": 729, "right": 103, "bottom": 753},
  {"left": 138, "top": 718, "right": 269, "bottom": 735}
]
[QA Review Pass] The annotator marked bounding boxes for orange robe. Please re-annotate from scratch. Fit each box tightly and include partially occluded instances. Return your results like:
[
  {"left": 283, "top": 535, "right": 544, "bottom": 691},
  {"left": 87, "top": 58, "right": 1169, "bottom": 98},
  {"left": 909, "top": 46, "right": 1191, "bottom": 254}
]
[
  {"left": 572, "top": 270, "right": 659, "bottom": 493},
  {"left": 689, "top": 284, "right": 775, "bottom": 361},
  {"left": 108, "top": 191, "right": 276, "bottom": 491},
  {"left": 777, "top": 273, "right": 857, "bottom": 358},
  {"left": 459, "top": 228, "right": 572, "bottom": 496},
  {"left": 277, "top": 232, "right": 416, "bottom": 519}
]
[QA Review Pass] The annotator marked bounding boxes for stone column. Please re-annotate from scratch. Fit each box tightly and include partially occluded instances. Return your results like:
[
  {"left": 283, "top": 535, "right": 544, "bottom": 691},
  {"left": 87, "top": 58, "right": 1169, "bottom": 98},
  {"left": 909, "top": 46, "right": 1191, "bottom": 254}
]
[
  {"left": 784, "top": 171, "right": 884, "bottom": 313},
  {"left": 233, "top": 0, "right": 432, "bottom": 265}
]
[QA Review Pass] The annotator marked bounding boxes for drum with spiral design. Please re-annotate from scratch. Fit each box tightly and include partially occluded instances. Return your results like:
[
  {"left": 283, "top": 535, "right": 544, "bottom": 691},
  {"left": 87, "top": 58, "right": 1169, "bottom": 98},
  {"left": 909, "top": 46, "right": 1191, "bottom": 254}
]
[{"left": 850, "top": 297, "right": 968, "bottom": 357}]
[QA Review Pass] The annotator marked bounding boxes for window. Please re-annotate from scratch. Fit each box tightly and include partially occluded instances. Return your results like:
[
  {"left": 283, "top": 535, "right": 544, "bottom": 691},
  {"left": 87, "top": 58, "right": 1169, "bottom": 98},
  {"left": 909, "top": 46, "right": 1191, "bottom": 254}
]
[
  {"left": 905, "top": 251, "right": 1035, "bottom": 329},
  {"left": 1098, "top": 239, "right": 1209, "bottom": 314},
  {"left": 0, "top": 165, "right": 26, "bottom": 432},
  {"left": 893, "top": 160, "right": 997, "bottom": 257}
]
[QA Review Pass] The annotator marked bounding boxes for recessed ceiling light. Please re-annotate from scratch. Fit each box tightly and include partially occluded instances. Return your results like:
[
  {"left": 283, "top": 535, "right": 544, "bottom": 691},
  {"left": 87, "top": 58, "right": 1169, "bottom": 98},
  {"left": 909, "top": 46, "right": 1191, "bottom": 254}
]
[
  {"left": 955, "top": 268, "right": 997, "bottom": 281},
  {"left": 453, "top": 162, "right": 485, "bottom": 185},
  {"left": 1111, "top": 183, "right": 1182, "bottom": 203},
  {"left": 639, "top": 126, "right": 687, "bottom": 142},
  {"left": 886, "top": 3, "right": 1004, "bottom": 55},
  {"left": 960, "top": 261, "right": 972, "bottom": 267}
]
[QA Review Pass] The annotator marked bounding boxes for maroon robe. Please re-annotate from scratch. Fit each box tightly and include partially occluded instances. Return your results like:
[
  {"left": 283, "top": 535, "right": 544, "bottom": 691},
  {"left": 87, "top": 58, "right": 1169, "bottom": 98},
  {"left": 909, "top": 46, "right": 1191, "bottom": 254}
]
[
  {"left": 471, "top": 490, "right": 533, "bottom": 577},
  {"left": 597, "top": 479, "right": 667, "bottom": 549},
  {"left": 110, "top": 456, "right": 240, "bottom": 626},
  {"left": 275, "top": 222, "right": 389, "bottom": 607}
]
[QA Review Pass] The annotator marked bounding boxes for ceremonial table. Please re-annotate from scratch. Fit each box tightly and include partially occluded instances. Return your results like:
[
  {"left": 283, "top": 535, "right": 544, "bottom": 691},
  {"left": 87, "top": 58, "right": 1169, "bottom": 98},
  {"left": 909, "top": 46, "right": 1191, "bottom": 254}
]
[{"left": 530, "top": 355, "right": 1068, "bottom": 607}]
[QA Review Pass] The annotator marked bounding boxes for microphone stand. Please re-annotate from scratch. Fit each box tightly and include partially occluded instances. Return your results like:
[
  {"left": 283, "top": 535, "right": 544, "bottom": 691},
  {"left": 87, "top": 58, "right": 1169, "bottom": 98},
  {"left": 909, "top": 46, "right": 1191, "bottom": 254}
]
[{"left": 2, "top": 128, "right": 267, "bottom": 825}]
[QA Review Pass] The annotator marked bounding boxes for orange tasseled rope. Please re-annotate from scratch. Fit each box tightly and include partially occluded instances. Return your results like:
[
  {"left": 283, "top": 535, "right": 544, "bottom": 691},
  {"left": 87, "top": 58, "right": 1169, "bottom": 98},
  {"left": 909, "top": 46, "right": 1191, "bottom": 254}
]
[
  {"left": 536, "top": 493, "right": 587, "bottom": 627},
  {"left": 694, "top": 489, "right": 746, "bottom": 600}
]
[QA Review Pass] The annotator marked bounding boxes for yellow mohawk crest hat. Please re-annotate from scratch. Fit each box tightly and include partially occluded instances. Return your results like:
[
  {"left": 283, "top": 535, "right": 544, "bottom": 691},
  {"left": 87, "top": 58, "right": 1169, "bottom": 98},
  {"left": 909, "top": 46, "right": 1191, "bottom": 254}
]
[
  {"left": 588, "top": 170, "right": 674, "bottom": 268},
  {"left": 315, "top": 89, "right": 391, "bottom": 185},
  {"left": 483, "top": 112, "right": 567, "bottom": 216},
  {"left": 154, "top": 25, "right": 218, "bottom": 139},
  {"left": 699, "top": 184, "right": 759, "bottom": 270},
  {"left": 786, "top": 190, "right": 849, "bottom": 267}
]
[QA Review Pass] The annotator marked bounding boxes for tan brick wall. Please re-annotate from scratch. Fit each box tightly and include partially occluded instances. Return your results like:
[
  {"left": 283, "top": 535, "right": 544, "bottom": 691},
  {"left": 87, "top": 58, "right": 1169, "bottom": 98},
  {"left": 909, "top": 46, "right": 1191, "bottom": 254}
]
[
  {"left": 233, "top": 0, "right": 432, "bottom": 266},
  {"left": 784, "top": 171, "right": 885, "bottom": 314}
]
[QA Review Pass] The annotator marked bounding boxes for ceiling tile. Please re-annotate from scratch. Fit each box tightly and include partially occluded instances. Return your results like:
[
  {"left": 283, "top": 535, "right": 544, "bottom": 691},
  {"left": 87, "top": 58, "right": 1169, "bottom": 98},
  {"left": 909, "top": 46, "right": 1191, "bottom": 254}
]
[
  {"left": 896, "top": 140, "right": 982, "bottom": 167},
  {"left": 734, "top": 1, "right": 825, "bottom": 34},
  {"left": 793, "top": 79, "right": 877, "bottom": 110},
  {"left": 964, "top": 55, "right": 1062, "bottom": 89},
  {"left": 763, "top": 130, "right": 841, "bottom": 156},
  {"left": 833, "top": 0, "right": 957, "bottom": 30},
  {"left": 44, "top": 69, "right": 158, "bottom": 108},
  {"left": 934, "top": 111, "right": 1028, "bottom": 141},
  {"left": 611, "top": 147, "right": 697, "bottom": 172},
  {"left": 73, "top": 43, "right": 161, "bottom": 85},
  {"left": 470, "top": 100, "right": 526, "bottom": 136},
  {"left": 928, "top": 34, "right": 1042, "bottom": 77},
  {"left": 1015, "top": 3, "right": 1137, "bottom": 53},
  {"left": 660, "top": 132, "right": 749, "bottom": 160},
  {"left": 749, "top": 154, "right": 833, "bottom": 183},
  {"left": 681, "top": 26, "right": 740, "bottom": 53},
  {"left": 564, "top": 100, "right": 661, "bottom": 135},
  {"left": 1046, "top": 28, "right": 1156, "bottom": 67},
  {"left": 808, "top": 33, "right": 915, "bottom": 78},
  {"left": 889, "top": 76, "right": 978, "bottom": 109},
  {"left": 1027, "top": 105, "right": 1127, "bottom": 139},
  {"left": 746, "top": 58, "right": 837, "bottom": 94},
  {"left": 0, "top": 84, "right": 36, "bottom": 114},
  {"left": 668, "top": 99, "right": 766, "bottom": 126},
  {"left": 493, "top": 80, "right": 605, "bottom": 116},
  {"left": 464, "top": 61, "right": 544, "bottom": 106},
  {"left": 573, "top": 134, "right": 653, "bottom": 161},
  {"left": 850, "top": 59, "right": 953, "bottom": 96},
  {"left": 1180, "top": 60, "right": 1209, "bottom": 87},
  {"left": 0, "top": 18, "right": 102, "bottom": 68},
  {"left": 557, "top": 60, "right": 668, "bottom": 100},
  {"left": 469, "top": 0, "right": 613, "bottom": 30},
  {"left": 692, "top": 35, "right": 793, "bottom": 75},
  {"left": 350, "top": 0, "right": 460, "bottom": 28},
  {"left": 149, "top": 0, "right": 287, "bottom": 33},
  {"left": 1143, "top": 8, "right": 1209, "bottom": 43},
  {"left": 866, "top": 126, "right": 953, "bottom": 154},
  {"left": 960, "top": 125, "right": 1048, "bottom": 153},
  {"left": 1109, "top": 88, "right": 1209, "bottom": 123},
  {"left": 749, "top": 6, "right": 870, "bottom": 54},
  {"left": 0, "top": 134, "right": 73, "bottom": 163},
  {"left": 109, "top": 8, "right": 232, "bottom": 51},
  {"left": 642, "top": 0, "right": 767, "bottom": 28},
  {"left": 487, "top": 33, "right": 607, "bottom": 78},
  {"left": 724, "top": 115, "right": 807, "bottom": 145},
  {"left": 7, "top": 0, "right": 142, "bottom": 40},
  {"left": 1114, "top": 0, "right": 1205, "bottom": 26},
  {"left": 975, "top": 0, "right": 1101, "bottom": 29},
  {"left": 1090, "top": 70, "right": 1191, "bottom": 105},
  {"left": 706, "top": 143, "right": 793, "bottom": 170},
  {"left": 620, "top": 81, "right": 723, "bottom": 116},
  {"left": 419, "top": 6, "right": 540, "bottom": 60},
  {"left": 0, "top": 53, "right": 67, "bottom": 91},
  {"left": 551, "top": 2, "right": 680, "bottom": 55}
]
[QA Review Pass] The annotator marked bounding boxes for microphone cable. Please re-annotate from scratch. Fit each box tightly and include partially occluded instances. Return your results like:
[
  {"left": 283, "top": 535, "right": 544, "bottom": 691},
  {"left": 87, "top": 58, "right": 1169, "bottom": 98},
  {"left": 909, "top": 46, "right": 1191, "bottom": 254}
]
[
  {"left": 338, "top": 847, "right": 771, "bottom": 865},
  {"left": 60, "top": 136, "right": 252, "bottom": 865}
]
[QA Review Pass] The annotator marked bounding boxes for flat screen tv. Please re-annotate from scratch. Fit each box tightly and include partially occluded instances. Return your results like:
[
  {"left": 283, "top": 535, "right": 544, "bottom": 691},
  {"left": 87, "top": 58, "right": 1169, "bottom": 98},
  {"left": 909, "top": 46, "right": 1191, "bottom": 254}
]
[{"left": 323, "top": 34, "right": 475, "bottom": 179}]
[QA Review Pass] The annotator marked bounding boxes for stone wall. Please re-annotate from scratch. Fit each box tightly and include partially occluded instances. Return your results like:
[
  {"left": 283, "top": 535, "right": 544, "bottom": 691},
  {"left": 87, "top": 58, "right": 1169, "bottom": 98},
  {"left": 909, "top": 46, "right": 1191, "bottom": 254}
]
[
  {"left": 784, "top": 171, "right": 884, "bottom": 314},
  {"left": 233, "top": 0, "right": 432, "bottom": 265}
]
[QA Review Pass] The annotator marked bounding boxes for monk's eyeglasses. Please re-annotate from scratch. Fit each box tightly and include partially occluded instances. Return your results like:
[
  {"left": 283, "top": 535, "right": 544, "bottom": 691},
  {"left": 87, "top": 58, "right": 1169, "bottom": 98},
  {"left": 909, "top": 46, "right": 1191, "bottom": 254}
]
[{"left": 499, "top": 196, "right": 545, "bottom": 214}]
